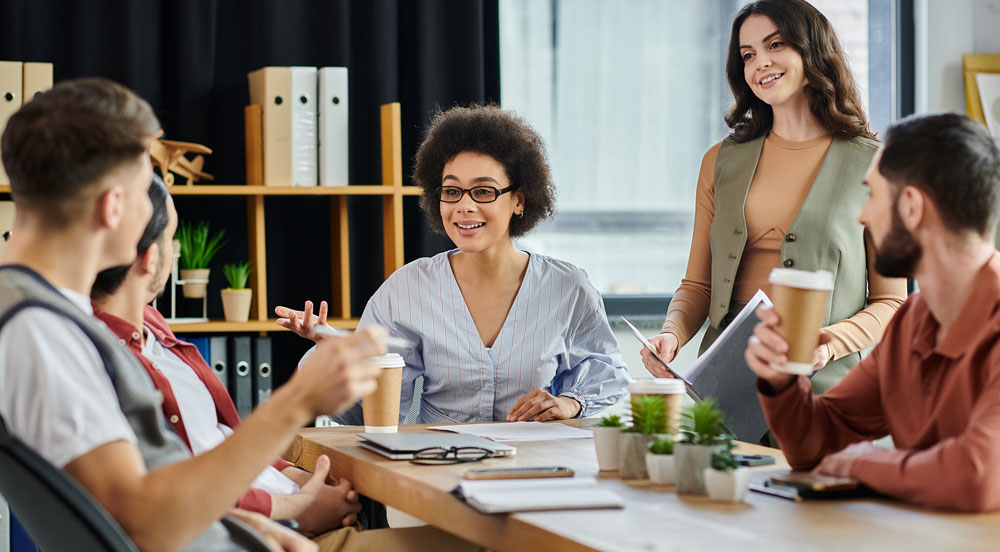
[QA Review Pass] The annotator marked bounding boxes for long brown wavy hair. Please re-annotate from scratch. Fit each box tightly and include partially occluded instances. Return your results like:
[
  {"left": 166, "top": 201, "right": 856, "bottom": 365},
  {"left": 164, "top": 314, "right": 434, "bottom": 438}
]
[{"left": 724, "top": 0, "right": 875, "bottom": 143}]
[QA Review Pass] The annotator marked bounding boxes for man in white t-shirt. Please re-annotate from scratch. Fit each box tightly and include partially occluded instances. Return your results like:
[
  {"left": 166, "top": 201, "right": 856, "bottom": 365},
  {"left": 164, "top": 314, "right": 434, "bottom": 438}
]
[
  {"left": 91, "top": 176, "right": 419, "bottom": 539},
  {"left": 0, "top": 78, "right": 446, "bottom": 551}
]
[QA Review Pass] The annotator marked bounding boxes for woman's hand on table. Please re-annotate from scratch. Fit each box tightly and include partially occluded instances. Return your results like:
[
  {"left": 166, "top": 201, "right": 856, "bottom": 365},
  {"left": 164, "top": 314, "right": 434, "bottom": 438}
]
[
  {"left": 276, "top": 300, "right": 329, "bottom": 342},
  {"left": 640, "top": 332, "right": 679, "bottom": 378},
  {"left": 507, "top": 389, "right": 582, "bottom": 422}
]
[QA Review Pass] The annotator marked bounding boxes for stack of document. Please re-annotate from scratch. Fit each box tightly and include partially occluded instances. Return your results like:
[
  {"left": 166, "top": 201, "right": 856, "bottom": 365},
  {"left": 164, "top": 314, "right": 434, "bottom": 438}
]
[
  {"left": 429, "top": 421, "right": 593, "bottom": 441},
  {"left": 454, "top": 478, "right": 623, "bottom": 514}
]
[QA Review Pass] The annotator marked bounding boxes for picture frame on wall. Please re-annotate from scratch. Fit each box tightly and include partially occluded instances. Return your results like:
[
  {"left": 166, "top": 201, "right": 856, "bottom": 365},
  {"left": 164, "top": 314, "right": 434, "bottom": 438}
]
[{"left": 963, "top": 53, "right": 1000, "bottom": 139}]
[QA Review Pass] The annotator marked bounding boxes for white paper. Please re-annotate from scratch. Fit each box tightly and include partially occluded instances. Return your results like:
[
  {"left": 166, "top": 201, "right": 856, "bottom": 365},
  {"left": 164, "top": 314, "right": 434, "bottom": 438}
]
[
  {"left": 686, "top": 289, "right": 772, "bottom": 382},
  {"left": 455, "top": 477, "right": 622, "bottom": 513},
  {"left": 977, "top": 73, "right": 1000, "bottom": 141},
  {"left": 428, "top": 421, "right": 594, "bottom": 441}
]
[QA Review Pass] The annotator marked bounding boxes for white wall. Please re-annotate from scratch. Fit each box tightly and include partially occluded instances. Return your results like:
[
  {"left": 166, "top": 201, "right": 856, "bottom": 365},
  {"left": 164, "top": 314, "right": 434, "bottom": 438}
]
[{"left": 915, "top": 0, "right": 1000, "bottom": 113}]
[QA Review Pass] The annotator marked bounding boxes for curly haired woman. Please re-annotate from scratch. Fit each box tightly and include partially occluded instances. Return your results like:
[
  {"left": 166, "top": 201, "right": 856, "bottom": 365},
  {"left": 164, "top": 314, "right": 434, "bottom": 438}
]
[
  {"left": 641, "top": 0, "right": 907, "bottom": 396},
  {"left": 280, "top": 105, "right": 630, "bottom": 424}
]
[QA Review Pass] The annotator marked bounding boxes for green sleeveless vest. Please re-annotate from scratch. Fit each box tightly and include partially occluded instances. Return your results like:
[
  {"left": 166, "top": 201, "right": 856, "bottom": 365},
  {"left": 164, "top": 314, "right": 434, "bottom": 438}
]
[{"left": 708, "top": 134, "right": 879, "bottom": 393}]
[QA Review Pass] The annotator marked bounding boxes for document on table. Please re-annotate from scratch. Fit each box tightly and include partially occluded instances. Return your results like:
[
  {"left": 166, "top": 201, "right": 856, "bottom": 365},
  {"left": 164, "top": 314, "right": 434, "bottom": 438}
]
[
  {"left": 454, "top": 477, "right": 623, "bottom": 514},
  {"left": 429, "top": 421, "right": 593, "bottom": 441}
]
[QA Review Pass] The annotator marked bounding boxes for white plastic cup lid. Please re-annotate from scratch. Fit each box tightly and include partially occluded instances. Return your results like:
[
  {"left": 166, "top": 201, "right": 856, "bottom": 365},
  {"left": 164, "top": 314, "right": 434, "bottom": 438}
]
[
  {"left": 628, "top": 378, "right": 686, "bottom": 395},
  {"left": 365, "top": 353, "right": 406, "bottom": 368},
  {"left": 768, "top": 268, "right": 834, "bottom": 291}
]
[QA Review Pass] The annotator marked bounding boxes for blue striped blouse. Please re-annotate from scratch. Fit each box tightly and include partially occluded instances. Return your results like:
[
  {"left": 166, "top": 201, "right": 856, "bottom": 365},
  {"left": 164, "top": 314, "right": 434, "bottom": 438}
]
[{"left": 334, "top": 250, "right": 632, "bottom": 424}]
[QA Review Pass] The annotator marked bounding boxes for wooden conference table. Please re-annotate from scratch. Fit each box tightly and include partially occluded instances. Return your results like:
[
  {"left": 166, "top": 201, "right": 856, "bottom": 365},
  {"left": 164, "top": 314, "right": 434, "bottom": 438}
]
[{"left": 286, "top": 421, "right": 1000, "bottom": 551}]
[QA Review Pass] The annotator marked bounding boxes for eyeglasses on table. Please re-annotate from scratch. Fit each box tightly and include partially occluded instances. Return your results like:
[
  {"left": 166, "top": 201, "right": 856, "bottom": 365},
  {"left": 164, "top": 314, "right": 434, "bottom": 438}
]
[{"left": 409, "top": 446, "right": 492, "bottom": 465}]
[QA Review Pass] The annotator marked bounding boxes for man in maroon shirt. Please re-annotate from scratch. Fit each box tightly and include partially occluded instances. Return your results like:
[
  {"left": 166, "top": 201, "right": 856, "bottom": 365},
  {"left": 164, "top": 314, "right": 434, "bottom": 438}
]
[{"left": 745, "top": 112, "right": 1000, "bottom": 512}]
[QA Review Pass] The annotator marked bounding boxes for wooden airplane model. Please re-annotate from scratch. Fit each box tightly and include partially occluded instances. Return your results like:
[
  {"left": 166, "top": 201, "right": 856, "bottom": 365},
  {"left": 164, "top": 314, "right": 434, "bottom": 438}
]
[{"left": 150, "top": 138, "right": 215, "bottom": 186}]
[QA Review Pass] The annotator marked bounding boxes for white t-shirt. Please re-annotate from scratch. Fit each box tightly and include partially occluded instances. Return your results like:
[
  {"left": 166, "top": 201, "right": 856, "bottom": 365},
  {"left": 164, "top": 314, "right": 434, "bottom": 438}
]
[
  {"left": 0, "top": 289, "right": 137, "bottom": 468},
  {"left": 142, "top": 330, "right": 299, "bottom": 496}
]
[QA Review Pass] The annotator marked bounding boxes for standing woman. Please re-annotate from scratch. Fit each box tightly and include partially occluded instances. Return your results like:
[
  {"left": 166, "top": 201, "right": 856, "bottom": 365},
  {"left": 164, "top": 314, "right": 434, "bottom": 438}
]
[
  {"left": 641, "top": 0, "right": 906, "bottom": 394},
  {"left": 281, "top": 105, "right": 631, "bottom": 423}
]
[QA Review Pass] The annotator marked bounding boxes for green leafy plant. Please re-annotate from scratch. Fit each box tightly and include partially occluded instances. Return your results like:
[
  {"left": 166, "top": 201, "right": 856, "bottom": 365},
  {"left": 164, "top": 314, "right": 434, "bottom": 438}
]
[
  {"left": 223, "top": 261, "right": 251, "bottom": 289},
  {"left": 625, "top": 394, "right": 668, "bottom": 435},
  {"left": 596, "top": 414, "right": 625, "bottom": 428},
  {"left": 710, "top": 447, "right": 739, "bottom": 472},
  {"left": 679, "top": 398, "right": 732, "bottom": 445},
  {"left": 176, "top": 220, "right": 227, "bottom": 270},
  {"left": 647, "top": 437, "right": 674, "bottom": 455}
]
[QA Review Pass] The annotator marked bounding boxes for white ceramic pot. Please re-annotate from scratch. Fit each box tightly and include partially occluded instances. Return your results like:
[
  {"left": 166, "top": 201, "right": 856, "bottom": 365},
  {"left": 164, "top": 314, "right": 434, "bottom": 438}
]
[
  {"left": 703, "top": 467, "right": 751, "bottom": 503},
  {"left": 221, "top": 288, "right": 253, "bottom": 322},
  {"left": 674, "top": 443, "right": 725, "bottom": 495},
  {"left": 645, "top": 453, "right": 675, "bottom": 485},
  {"left": 592, "top": 426, "right": 623, "bottom": 471}
]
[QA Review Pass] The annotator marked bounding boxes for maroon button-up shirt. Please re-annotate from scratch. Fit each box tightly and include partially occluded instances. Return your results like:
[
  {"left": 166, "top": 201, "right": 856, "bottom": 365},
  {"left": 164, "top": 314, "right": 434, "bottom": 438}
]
[
  {"left": 759, "top": 253, "right": 1000, "bottom": 512},
  {"left": 95, "top": 304, "right": 290, "bottom": 515}
]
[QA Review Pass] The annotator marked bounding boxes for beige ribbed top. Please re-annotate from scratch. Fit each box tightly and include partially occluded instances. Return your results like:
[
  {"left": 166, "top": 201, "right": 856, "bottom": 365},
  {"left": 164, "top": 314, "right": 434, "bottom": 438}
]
[{"left": 661, "top": 132, "right": 907, "bottom": 360}]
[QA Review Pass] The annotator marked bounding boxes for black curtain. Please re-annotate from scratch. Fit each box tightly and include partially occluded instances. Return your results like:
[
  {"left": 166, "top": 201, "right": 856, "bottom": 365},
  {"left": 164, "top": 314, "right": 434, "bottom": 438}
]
[{"left": 0, "top": 0, "right": 500, "bottom": 385}]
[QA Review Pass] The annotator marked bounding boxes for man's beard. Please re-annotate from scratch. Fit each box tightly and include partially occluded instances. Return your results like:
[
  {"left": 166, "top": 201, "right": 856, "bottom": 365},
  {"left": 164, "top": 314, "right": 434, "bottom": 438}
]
[
  {"left": 873, "top": 207, "right": 922, "bottom": 278},
  {"left": 148, "top": 248, "right": 171, "bottom": 300}
]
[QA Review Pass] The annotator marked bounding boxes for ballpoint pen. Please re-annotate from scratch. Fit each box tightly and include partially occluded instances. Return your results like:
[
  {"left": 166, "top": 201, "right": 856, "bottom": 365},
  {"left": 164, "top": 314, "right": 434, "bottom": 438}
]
[{"left": 312, "top": 324, "right": 416, "bottom": 350}]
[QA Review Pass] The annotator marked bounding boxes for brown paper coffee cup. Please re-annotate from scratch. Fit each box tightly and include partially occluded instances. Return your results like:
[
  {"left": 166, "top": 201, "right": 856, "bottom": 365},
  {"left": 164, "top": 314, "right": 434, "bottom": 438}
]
[
  {"left": 767, "top": 269, "right": 834, "bottom": 375},
  {"left": 360, "top": 353, "right": 405, "bottom": 433},
  {"left": 628, "top": 378, "right": 686, "bottom": 436}
]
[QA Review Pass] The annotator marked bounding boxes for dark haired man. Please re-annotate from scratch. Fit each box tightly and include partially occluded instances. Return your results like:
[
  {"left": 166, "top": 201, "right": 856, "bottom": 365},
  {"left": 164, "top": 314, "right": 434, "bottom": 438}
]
[
  {"left": 0, "top": 78, "right": 388, "bottom": 550},
  {"left": 745, "top": 112, "right": 1000, "bottom": 512}
]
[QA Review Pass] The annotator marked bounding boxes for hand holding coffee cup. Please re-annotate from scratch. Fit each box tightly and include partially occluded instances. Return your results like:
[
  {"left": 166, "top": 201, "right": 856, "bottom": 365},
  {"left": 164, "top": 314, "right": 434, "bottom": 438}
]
[
  {"left": 745, "top": 306, "right": 835, "bottom": 389},
  {"left": 767, "top": 268, "right": 834, "bottom": 375}
]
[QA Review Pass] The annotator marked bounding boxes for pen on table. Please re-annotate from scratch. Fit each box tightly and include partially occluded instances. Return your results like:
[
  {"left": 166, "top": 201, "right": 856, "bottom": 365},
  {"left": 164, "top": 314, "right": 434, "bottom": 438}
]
[{"left": 312, "top": 325, "right": 416, "bottom": 350}]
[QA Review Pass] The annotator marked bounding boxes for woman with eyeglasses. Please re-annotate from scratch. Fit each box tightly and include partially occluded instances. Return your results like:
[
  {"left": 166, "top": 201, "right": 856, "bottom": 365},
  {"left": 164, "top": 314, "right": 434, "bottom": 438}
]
[
  {"left": 641, "top": 0, "right": 907, "bottom": 396},
  {"left": 278, "top": 105, "right": 631, "bottom": 424}
]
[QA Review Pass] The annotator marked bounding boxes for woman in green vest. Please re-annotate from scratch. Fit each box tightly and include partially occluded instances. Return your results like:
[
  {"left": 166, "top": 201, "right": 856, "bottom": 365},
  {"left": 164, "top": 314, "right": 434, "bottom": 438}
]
[{"left": 641, "top": 0, "right": 907, "bottom": 394}]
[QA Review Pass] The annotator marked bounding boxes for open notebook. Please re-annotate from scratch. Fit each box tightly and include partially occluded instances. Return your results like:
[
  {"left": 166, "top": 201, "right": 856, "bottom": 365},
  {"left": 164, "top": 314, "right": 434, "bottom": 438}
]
[{"left": 453, "top": 477, "right": 623, "bottom": 514}]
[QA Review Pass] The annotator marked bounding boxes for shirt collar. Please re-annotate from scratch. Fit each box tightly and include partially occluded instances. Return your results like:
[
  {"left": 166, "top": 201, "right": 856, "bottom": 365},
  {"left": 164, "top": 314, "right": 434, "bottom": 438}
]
[
  {"left": 914, "top": 253, "right": 1000, "bottom": 359},
  {"left": 92, "top": 306, "right": 144, "bottom": 350}
]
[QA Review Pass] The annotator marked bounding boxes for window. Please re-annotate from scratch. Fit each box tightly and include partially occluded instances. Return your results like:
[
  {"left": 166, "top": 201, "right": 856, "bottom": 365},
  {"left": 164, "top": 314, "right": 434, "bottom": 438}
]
[{"left": 500, "top": 0, "right": 896, "bottom": 296}]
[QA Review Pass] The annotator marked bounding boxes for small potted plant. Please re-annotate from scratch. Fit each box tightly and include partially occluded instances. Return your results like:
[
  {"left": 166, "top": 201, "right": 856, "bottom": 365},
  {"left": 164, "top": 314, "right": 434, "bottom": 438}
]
[
  {"left": 592, "top": 414, "right": 625, "bottom": 471},
  {"left": 675, "top": 398, "right": 731, "bottom": 495},
  {"left": 704, "top": 446, "right": 750, "bottom": 502},
  {"left": 645, "top": 437, "right": 675, "bottom": 485},
  {"left": 619, "top": 394, "right": 670, "bottom": 479},
  {"left": 176, "top": 220, "right": 226, "bottom": 298},
  {"left": 221, "top": 261, "right": 252, "bottom": 322}
]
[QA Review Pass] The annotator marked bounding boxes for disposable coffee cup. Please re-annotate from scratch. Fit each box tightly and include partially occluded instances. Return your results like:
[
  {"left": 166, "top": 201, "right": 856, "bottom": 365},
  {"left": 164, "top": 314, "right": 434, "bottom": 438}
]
[
  {"left": 361, "top": 353, "right": 405, "bottom": 433},
  {"left": 628, "top": 378, "right": 686, "bottom": 435},
  {"left": 767, "top": 268, "right": 834, "bottom": 376}
]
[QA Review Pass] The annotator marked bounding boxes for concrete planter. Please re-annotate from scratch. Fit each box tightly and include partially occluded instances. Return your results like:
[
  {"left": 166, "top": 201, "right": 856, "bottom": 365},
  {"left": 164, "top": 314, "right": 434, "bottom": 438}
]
[{"left": 674, "top": 443, "right": 725, "bottom": 495}]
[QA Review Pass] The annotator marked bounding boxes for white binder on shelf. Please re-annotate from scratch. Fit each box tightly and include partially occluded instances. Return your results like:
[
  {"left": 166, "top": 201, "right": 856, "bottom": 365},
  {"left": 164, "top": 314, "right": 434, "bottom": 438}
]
[
  {"left": 0, "top": 61, "right": 24, "bottom": 186},
  {"left": 290, "top": 66, "right": 317, "bottom": 187},
  {"left": 318, "top": 67, "right": 349, "bottom": 187}
]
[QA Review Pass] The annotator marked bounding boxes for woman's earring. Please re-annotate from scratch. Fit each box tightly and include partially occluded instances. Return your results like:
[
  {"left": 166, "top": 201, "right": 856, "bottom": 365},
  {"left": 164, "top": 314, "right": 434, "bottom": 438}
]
[{"left": 516, "top": 211, "right": 524, "bottom": 219}]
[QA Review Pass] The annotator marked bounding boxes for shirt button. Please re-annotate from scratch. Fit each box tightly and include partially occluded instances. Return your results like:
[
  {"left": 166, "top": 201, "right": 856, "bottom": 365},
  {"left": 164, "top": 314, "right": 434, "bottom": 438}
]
[
  {"left": 154, "top": 391, "right": 164, "bottom": 404},
  {"left": 169, "top": 415, "right": 179, "bottom": 424},
  {"left": 118, "top": 339, "right": 126, "bottom": 346},
  {"left": 783, "top": 259, "right": 795, "bottom": 268},
  {"left": 785, "top": 233, "right": 796, "bottom": 242},
  {"left": 152, "top": 363, "right": 161, "bottom": 370},
  {"left": 131, "top": 331, "right": 141, "bottom": 340}
]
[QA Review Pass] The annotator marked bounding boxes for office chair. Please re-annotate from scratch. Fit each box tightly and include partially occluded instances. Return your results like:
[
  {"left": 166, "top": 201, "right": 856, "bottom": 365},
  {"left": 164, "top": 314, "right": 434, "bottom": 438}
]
[{"left": 0, "top": 428, "right": 139, "bottom": 551}]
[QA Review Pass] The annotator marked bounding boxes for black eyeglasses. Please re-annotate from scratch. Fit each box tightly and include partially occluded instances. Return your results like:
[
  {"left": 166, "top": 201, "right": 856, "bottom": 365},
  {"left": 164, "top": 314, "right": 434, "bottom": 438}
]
[
  {"left": 437, "top": 185, "right": 516, "bottom": 204},
  {"left": 409, "top": 446, "right": 492, "bottom": 465}
]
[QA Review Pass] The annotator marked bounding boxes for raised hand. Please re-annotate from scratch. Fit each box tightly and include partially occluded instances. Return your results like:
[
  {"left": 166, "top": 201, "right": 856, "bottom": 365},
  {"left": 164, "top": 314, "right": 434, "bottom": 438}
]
[
  {"left": 275, "top": 300, "right": 329, "bottom": 342},
  {"left": 639, "top": 332, "right": 679, "bottom": 378}
]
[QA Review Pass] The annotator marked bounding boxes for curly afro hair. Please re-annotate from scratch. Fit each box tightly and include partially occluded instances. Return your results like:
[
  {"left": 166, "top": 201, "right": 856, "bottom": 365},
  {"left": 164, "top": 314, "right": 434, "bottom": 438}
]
[{"left": 413, "top": 105, "right": 555, "bottom": 238}]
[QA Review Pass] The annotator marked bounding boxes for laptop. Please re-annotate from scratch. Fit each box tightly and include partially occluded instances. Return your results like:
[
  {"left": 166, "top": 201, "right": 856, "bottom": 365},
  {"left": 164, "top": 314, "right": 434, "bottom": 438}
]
[{"left": 356, "top": 432, "right": 517, "bottom": 460}]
